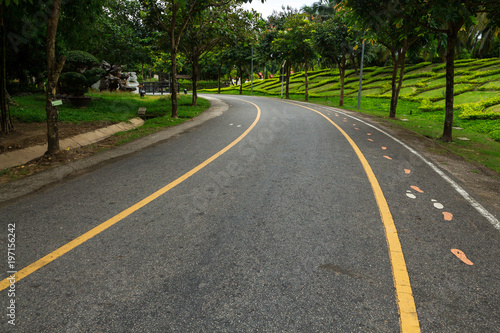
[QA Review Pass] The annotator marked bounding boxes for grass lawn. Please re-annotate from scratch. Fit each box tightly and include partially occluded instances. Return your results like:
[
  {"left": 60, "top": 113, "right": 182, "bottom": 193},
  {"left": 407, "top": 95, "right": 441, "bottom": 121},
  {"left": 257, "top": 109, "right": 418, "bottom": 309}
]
[
  {"left": 10, "top": 92, "right": 209, "bottom": 146},
  {"left": 435, "top": 90, "right": 500, "bottom": 105}
]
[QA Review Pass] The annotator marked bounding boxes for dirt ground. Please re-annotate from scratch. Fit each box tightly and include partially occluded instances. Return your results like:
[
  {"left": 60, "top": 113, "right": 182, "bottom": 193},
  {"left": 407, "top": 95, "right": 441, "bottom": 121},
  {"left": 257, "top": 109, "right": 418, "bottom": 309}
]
[
  {"left": 0, "top": 120, "right": 121, "bottom": 184},
  {"left": 0, "top": 120, "right": 114, "bottom": 153}
]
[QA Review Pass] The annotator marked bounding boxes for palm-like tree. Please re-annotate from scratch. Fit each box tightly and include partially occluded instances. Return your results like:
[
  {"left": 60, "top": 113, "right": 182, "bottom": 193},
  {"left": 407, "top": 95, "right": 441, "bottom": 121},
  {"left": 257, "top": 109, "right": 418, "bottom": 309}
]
[
  {"left": 458, "top": 13, "right": 500, "bottom": 58},
  {"left": 301, "top": 0, "right": 339, "bottom": 20}
]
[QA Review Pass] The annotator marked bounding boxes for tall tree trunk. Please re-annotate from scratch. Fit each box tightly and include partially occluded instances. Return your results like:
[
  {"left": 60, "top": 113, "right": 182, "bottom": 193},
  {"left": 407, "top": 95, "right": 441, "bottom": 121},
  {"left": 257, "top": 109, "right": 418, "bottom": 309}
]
[
  {"left": 338, "top": 59, "right": 346, "bottom": 107},
  {"left": 389, "top": 51, "right": 399, "bottom": 118},
  {"left": 285, "top": 61, "right": 290, "bottom": 99},
  {"left": 239, "top": 64, "right": 243, "bottom": 95},
  {"left": 304, "top": 52, "right": 309, "bottom": 102},
  {"left": 170, "top": 52, "right": 179, "bottom": 118},
  {"left": 442, "top": 24, "right": 461, "bottom": 142},
  {"left": 170, "top": 3, "right": 179, "bottom": 118},
  {"left": 389, "top": 47, "right": 408, "bottom": 119},
  {"left": 45, "top": 0, "right": 65, "bottom": 155},
  {"left": 217, "top": 61, "right": 222, "bottom": 94},
  {"left": 191, "top": 55, "right": 199, "bottom": 106},
  {"left": 0, "top": 4, "right": 13, "bottom": 134}
]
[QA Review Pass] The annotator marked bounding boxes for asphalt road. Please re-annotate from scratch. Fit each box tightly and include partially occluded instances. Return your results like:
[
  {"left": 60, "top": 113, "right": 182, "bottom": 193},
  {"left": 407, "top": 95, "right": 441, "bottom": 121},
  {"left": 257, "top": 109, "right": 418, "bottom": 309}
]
[{"left": 1, "top": 95, "right": 499, "bottom": 332}]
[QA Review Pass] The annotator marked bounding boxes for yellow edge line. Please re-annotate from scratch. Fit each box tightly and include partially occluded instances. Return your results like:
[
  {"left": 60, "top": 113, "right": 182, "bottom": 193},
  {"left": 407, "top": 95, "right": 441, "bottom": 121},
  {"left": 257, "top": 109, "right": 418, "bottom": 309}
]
[
  {"left": 285, "top": 101, "right": 420, "bottom": 333},
  {"left": 0, "top": 98, "right": 261, "bottom": 291}
]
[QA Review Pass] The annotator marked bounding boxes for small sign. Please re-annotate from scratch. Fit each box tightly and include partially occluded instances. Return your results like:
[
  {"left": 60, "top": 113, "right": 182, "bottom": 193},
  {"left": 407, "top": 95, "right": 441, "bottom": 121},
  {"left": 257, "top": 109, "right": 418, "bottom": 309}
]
[{"left": 51, "top": 100, "right": 63, "bottom": 106}]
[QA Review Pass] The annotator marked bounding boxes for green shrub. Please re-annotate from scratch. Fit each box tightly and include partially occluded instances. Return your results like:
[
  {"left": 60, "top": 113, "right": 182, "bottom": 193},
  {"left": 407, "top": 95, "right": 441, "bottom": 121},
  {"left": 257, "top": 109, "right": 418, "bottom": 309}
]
[
  {"left": 404, "top": 72, "right": 436, "bottom": 80},
  {"left": 418, "top": 98, "right": 443, "bottom": 112},
  {"left": 59, "top": 72, "right": 87, "bottom": 96},
  {"left": 83, "top": 68, "right": 105, "bottom": 86},
  {"left": 489, "top": 130, "right": 500, "bottom": 142},
  {"left": 63, "top": 50, "right": 99, "bottom": 72},
  {"left": 431, "top": 64, "right": 446, "bottom": 72},
  {"left": 60, "top": 50, "right": 102, "bottom": 96},
  {"left": 381, "top": 82, "right": 391, "bottom": 93},
  {"left": 405, "top": 62, "right": 432, "bottom": 72},
  {"left": 459, "top": 103, "right": 500, "bottom": 120}
]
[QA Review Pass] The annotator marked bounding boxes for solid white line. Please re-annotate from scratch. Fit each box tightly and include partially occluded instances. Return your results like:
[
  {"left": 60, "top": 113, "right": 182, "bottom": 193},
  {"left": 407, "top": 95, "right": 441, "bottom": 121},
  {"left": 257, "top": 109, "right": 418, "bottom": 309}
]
[{"left": 310, "top": 103, "right": 500, "bottom": 232}]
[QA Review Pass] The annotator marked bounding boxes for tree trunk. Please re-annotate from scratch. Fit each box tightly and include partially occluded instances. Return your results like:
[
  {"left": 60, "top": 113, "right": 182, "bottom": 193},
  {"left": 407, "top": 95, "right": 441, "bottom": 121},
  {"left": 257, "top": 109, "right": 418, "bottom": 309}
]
[
  {"left": 442, "top": 24, "right": 461, "bottom": 142},
  {"left": 217, "top": 61, "right": 222, "bottom": 94},
  {"left": 304, "top": 52, "right": 309, "bottom": 102},
  {"left": 170, "top": 3, "right": 179, "bottom": 118},
  {"left": 393, "top": 48, "right": 407, "bottom": 118},
  {"left": 45, "top": 0, "right": 64, "bottom": 155},
  {"left": 0, "top": 4, "right": 13, "bottom": 135},
  {"left": 171, "top": 55, "right": 178, "bottom": 117},
  {"left": 285, "top": 61, "right": 290, "bottom": 99},
  {"left": 338, "top": 59, "right": 346, "bottom": 107},
  {"left": 191, "top": 56, "right": 198, "bottom": 106},
  {"left": 389, "top": 51, "right": 399, "bottom": 118},
  {"left": 239, "top": 64, "right": 243, "bottom": 95},
  {"left": 170, "top": 52, "right": 179, "bottom": 118}
]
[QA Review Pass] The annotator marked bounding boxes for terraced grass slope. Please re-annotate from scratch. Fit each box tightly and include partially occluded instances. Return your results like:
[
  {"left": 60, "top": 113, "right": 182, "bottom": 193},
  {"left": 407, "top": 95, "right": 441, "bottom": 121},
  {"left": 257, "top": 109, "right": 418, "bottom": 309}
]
[
  {"left": 201, "top": 58, "right": 500, "bottom": 172},
  {"left": 202, "top": 58, "right": 500, "bottom": 120}
]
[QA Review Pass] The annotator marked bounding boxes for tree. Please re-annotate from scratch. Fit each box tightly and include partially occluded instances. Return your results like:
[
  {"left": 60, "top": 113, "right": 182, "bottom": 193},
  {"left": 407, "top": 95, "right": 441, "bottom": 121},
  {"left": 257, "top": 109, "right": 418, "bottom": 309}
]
[
  {"left": 345, "top": 0, "right": 424, "bottom": 118},
  {"left": 180, "top": 3, "right": 239, "bottom": 105},
  {"left": 407, "top": 0, "right": 500, "bottom": 141},
  {"left": 88, "top": 0, "right": 151, "bottom": 68},
  {"left": 45, "top": 0, "right": 65, "bottom": 154},
  {"left": 256, "top": 22, "right": 278, "bottom": 79},
  {"left": 313, "top": 15, "right": 356, "bottom": 106},
  {"left": 0, "top": 1, "right": 14, "bottom": 134},
  {"left": 283, "top": 14, "right": 316, "bottom": 101},
  {"left": 141, "top": 0, "right": 247, "bottom": 118},
  {"left": 302, "top": 0, "right": 338, "bottom": 20},
  {"left": 269, "top": 6, "right": 302, "bottom": 98},
  {"left": 0, "top": 0, "right": 33, "bottom": 134},
  {"left": 458, "top": 13, "right": 500, "bottom": 58},
  {"left": 221, "top": 7, "right": 260, "bottom": 95}
]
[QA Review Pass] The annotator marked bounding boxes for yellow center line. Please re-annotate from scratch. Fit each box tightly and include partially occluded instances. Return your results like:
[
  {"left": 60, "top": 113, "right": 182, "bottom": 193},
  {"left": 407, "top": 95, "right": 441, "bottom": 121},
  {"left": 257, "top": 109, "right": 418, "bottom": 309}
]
[
  {"left": 0, "top": 98, "right": 261, "bottom": 291},
  {"left": 284, "top": 101, "right": 420, "bottom": 333}
]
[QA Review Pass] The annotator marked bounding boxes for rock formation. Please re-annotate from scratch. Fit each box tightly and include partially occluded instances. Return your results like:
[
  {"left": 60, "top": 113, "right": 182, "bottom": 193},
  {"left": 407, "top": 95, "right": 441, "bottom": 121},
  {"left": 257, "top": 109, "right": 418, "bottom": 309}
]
[{"left": 98, "top": 61, "right": 136, "bottom": 92}]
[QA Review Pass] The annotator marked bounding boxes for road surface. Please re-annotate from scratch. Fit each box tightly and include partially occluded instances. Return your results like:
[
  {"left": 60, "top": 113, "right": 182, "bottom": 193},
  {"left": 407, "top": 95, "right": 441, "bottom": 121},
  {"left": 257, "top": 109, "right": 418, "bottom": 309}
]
[{"left": 1, "top": 95, "right": 499, "bottom": 332}]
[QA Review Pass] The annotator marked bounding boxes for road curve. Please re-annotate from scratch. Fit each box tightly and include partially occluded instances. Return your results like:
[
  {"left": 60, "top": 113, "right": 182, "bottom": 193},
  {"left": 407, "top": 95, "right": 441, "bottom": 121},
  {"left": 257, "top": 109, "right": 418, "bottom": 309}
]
[{"left": 1, "top": 95, "right": 499, "bottom": 332}]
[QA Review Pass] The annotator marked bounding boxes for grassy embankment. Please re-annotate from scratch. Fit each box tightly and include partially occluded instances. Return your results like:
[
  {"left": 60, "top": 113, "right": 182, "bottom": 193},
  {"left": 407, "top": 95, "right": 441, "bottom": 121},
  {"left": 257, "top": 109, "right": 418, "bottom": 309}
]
[{"left": 201, "top": 58, "right": 500, "bottom": 174}]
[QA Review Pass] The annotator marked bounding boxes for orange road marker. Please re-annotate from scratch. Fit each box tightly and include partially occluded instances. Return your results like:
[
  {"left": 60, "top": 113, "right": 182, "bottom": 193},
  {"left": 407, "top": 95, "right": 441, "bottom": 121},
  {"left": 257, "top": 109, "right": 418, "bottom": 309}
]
[
  {"left": 368, "top": 139, "right": 374, "bottom": 142},
  {"left": 451, "top": 249, "right": 473, "bottom": 265},
  {"left": 404, "top": 169, "right": 411, "bottom": 174},
  {"left": 410, "top": 186, "right": 424, "bottom": 193},
  {"left": 382, "top": 146, "right": 387, "bottom": 150},
  {"left": 443, "top": 212, "right": 453, "bottom": 221},
  {"left": 384, "top": 155, "right": 392, "bottom": 160},
  {"left": 367, "top": 133, "right": 372, "bottom": 135}
]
